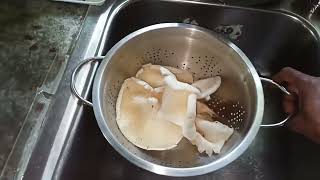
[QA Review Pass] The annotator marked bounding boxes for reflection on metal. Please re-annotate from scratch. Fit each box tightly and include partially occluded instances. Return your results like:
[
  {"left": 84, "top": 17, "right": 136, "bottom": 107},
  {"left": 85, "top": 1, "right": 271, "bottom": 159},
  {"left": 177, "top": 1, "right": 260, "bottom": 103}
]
[
  {"left": 70, "top": 56, "right": 105, "bottom": 107},
  {"left": 308, "top": 0, "right": 320, "bottom": 19},
  {"left": 215, "top": 24, "right": 244, "bottom": 40},
  {"left": 182, "top": 18, "right": 199, "bottom": 25}
]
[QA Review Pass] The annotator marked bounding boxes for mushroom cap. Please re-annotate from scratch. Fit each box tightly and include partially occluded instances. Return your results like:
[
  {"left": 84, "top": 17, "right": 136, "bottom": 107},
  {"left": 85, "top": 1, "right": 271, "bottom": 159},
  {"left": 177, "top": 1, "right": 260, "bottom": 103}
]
[
  {"left": 117, "top": 65, "right": 233, "bottom": 155},
  {"left": 195, "top": 118, "right": 234, "bottom": 154},
  {"left": 192, "top": 76, "right": 221, "bottom": 99},
  {"left": 196, "top": 101, "right": 220, "bottom": 120},
  {"left": 116, "top": 77, "right": 183, "bottom": 150},
  {"left": 136, "top": 63, "right": 194, "bottom": 88}
]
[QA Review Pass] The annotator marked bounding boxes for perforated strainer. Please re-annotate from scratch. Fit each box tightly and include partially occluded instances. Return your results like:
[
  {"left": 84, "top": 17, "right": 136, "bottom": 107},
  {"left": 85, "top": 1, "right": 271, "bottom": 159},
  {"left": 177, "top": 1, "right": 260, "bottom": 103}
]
[{"left": 71, "top": 23, "right": 291, "bottom": 176}]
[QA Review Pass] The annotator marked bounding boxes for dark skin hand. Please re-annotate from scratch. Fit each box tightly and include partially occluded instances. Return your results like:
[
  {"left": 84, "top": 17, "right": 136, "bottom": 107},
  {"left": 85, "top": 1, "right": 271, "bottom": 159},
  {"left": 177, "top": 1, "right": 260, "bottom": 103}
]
[{"left": 273, "top": 67, "right": 320, "bottom": 143}]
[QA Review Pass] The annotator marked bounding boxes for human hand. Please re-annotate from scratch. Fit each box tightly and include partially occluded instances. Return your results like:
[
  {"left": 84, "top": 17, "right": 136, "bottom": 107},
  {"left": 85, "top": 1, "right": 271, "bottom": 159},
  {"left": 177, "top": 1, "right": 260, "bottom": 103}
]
[{"left": 273, "top": 67, "right": 320, "bottom": 143}]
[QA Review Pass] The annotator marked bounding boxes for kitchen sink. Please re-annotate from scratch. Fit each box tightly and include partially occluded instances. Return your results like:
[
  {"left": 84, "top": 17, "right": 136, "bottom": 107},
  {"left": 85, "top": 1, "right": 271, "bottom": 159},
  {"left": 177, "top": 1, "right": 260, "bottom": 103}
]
[{"left": 16, "top": 0, "right": 320, "bottom": 180}]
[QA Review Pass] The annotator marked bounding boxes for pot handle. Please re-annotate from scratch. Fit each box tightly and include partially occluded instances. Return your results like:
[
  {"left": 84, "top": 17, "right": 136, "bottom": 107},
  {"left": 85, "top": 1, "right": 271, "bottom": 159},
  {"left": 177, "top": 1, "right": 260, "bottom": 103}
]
[
  {"left": 70, "top": 56, "right": 104, "bottom": 107},
  {"left": 260, "top": 77, "right": 292, "bottom": 127}
]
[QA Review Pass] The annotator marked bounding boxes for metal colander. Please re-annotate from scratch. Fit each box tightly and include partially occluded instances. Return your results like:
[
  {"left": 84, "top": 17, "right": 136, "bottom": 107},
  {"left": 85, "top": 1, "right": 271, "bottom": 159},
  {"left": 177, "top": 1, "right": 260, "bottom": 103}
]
[{"left": 71, "top": 23, "right": 290, "bottom": 176}]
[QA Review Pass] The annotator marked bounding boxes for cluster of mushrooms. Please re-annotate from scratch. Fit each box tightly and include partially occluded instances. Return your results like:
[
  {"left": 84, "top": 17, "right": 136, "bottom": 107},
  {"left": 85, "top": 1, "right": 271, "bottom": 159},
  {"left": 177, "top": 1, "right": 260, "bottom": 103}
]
[{"left": 116, "top": 64, "right": 233, "bottom": 156}]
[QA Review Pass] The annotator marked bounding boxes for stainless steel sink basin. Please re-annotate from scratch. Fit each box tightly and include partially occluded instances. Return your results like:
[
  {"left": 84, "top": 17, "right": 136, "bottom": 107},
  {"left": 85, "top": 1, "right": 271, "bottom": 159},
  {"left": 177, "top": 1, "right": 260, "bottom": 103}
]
[{"left": 10, "top": 0, "right": 320, "bottom": 180}]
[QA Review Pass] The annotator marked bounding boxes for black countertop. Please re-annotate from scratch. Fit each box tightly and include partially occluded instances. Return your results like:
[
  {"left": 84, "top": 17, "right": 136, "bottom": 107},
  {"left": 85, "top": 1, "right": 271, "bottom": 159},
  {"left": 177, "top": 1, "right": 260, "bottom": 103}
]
[{"left": 0, "top": 0, "right": 87, "bottom": 173}]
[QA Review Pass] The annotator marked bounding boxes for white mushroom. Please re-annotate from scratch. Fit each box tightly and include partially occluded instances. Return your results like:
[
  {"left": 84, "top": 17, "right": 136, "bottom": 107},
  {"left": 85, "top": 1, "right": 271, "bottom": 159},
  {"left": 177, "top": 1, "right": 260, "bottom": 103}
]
[
  {"left": 154, "top": 66, "right": 200, "bottom": 127},
  {"left": 116, "top": 77, "right": 183, "bottom": 150},
  {"left": 156, "top": 88, "right": 215, "bottom": 156},
  {"left": 164, "top": 66, "right": 193, "bottom": 84},
  {"left": 196, "top": 101, "right": 219, "bottom": 120},
  {"left": 156, "top": 87, "right": 192, "bottom": 126},
  {"left": 191, "top": 132, "right": 215, "bottom": 156},
  {"left": 192, "top": 76, "right": 221, "bottom": 100},
  {"left": 136, "top": 63, "right": 194, "bottom": 88},
  {"left": 182, "top": 93, "right": 197, "bottom": 141},
  {"left": 195, "top": 118, "right": 234, "bottom": 154},
  {"left": 159, "top": 66, "right": 200, "bottom": 94},
  {"left": 136, "top": 64, "right": 165, "bottom": 88},
  {"left": 117, "top": 64, "right": 233, "bottom": 156}
]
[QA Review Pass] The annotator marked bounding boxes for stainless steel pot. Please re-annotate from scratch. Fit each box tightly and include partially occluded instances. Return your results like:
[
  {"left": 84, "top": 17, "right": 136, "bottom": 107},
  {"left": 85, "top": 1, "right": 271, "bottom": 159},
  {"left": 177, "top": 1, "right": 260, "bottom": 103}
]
[{"left": 70, "top": 23, "right": 291, "bottom": 176}]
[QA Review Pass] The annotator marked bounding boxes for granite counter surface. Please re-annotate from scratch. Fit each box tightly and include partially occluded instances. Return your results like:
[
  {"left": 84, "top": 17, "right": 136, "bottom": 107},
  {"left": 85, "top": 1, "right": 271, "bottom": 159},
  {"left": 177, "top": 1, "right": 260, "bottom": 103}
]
[{"left": 0, "top": 0, "right": 87, "bottom": 172}]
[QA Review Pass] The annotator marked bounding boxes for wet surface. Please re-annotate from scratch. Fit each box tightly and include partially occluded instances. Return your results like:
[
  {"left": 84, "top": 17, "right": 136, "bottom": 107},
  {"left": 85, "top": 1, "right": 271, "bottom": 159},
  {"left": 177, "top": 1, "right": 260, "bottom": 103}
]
[{"left": 0, "top": 0, "right": 86, "bottom": 172}]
